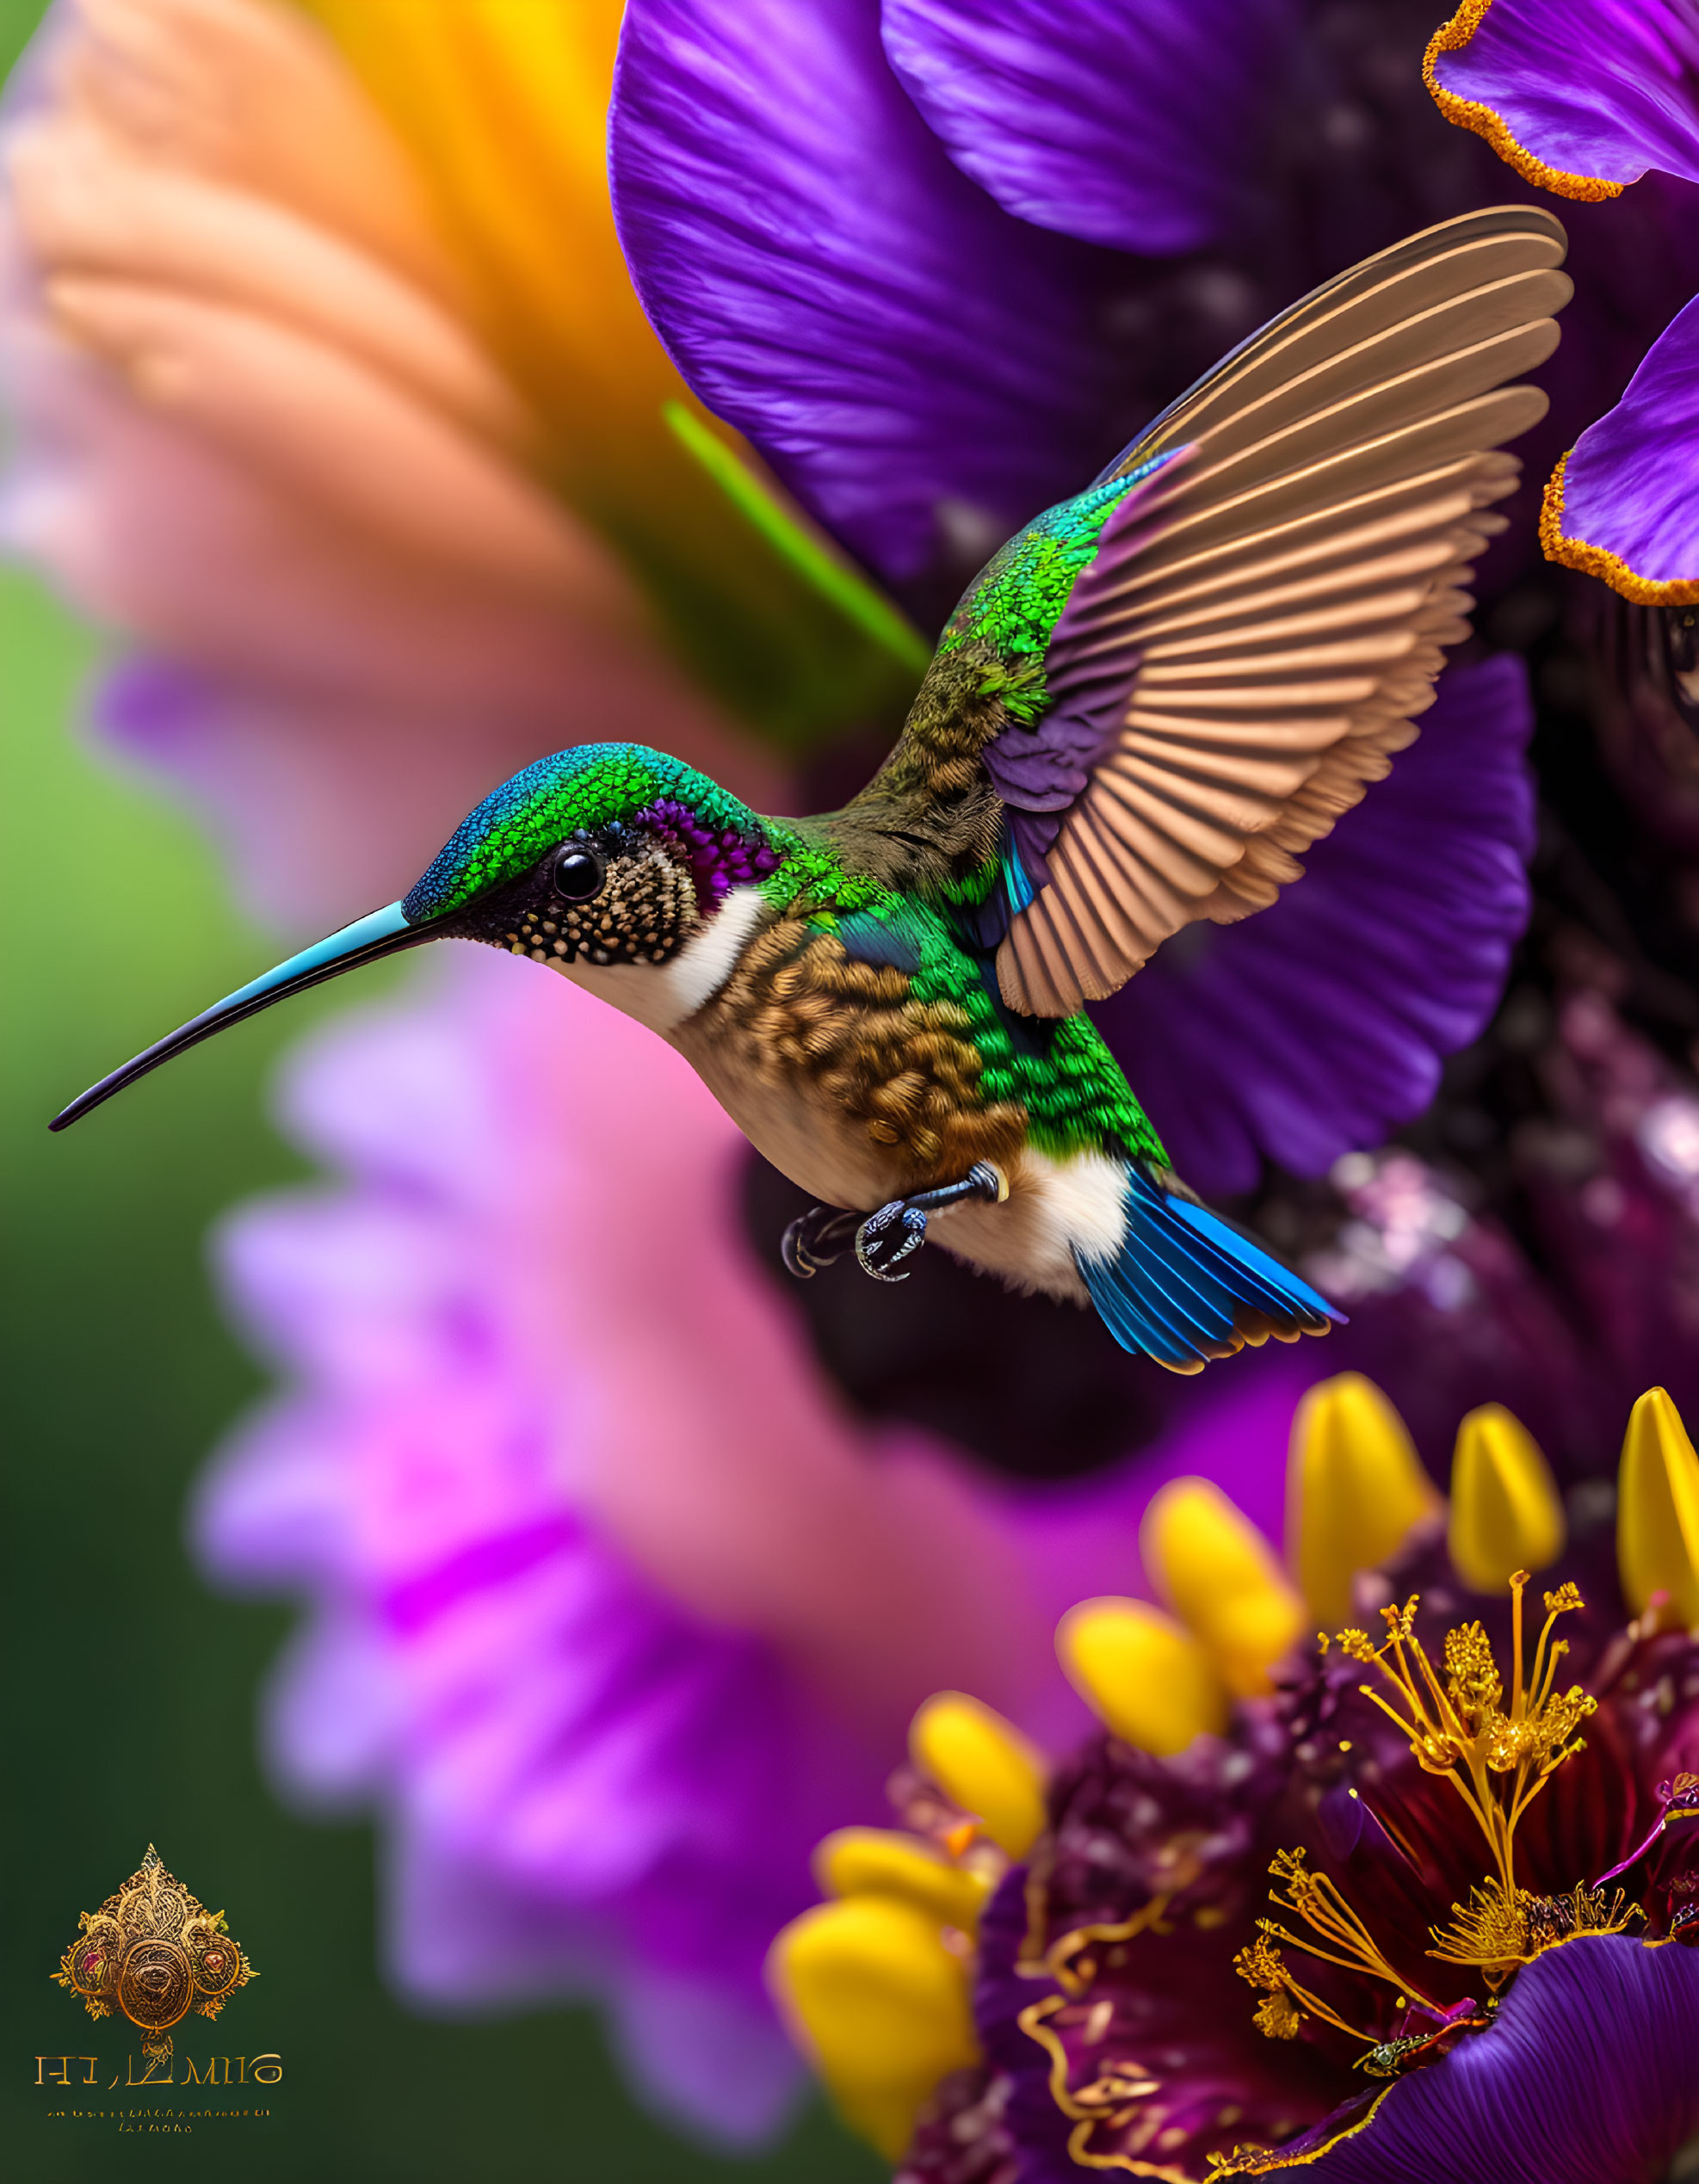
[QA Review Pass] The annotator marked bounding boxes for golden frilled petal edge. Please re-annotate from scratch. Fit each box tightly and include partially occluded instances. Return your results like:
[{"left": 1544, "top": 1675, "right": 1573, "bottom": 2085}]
[
  {"left": 1422, "top": 0, "right": 1625, "bottom": 202},
  {"left": 1016, "top": 1996, "right": 1182, "bottom": 2181},
  {"left": 1205, "top": 2090, "right": 1398, "bottom": 2179},
  {"left": 1016, "top": 1995, "right": 1397, "bottom": 2181},
  {"left": 1541, "top": 451, "right": 1699, "bottom": 605}
]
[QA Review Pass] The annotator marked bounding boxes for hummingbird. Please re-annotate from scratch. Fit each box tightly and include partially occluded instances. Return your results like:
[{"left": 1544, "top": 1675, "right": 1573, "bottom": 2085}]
[{"left": 53, "top": 207, "right": 1568, "bottom": 1373}]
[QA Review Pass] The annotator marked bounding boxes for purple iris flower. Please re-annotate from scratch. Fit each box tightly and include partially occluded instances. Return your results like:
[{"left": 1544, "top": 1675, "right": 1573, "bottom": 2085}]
[{"left": 609, "top": 0, "right": 1699, "bottom": 590}]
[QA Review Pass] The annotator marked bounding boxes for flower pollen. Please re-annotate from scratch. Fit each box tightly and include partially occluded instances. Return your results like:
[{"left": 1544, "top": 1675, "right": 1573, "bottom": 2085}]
[
  {"left": 1341, "top": 1574, "right": 1597, "bottom": 1903},
  {"left": 1239, "top": 1576, "right": 1616, "bottom": 2055}
]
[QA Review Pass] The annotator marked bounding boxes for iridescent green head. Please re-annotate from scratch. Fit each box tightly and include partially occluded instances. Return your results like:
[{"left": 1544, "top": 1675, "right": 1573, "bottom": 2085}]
[
  {"left": 51, "top": 743, "right": 777, "bottom": 1131},
  {"left": 401, "top": 743, "right": 764, "bottom": 922}
]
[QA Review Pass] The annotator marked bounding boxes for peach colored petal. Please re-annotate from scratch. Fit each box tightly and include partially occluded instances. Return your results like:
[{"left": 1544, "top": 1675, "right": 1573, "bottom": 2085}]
[
  {"left": 65, "top": 0, "right": 465, "bottom": 303},
  {"left": 9, "top": 120, "right": 526, "bottom": 445},
  {"left": 4, "top": 0, "right": 920, "bottom": 898},
  {"left": 43, "top": 276, "right": 629, "bottom": 602},
  {"left": 1, "top": 319, "right": 780, "bottom": 918},
  {"left": 299, "top": 0, "right": 924, "bottom": 732},
  {"left": 3, "top": 319, "right": 599, "bottom": 709},
  {"left": 300, "top": 0, "right": 670, "bottom": 484}
]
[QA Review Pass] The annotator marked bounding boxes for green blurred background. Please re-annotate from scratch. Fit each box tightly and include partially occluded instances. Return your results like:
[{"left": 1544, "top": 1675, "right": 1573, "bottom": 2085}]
[{"left": 0, "top": 5, "right": 874, "bottom": 2175}]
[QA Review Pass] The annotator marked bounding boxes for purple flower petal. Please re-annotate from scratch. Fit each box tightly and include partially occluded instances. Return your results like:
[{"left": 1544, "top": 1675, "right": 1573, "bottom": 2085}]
[
  {"left": 1095, "top": 655, "right": 1535, "bottom": 1194},
  {"left": 1426, "top": 0, "right": 1699, "bottom": 196},
  {"left": 1273, "top": 1934, "right": 1699, "bottom": 2181},
  {"left": 609, "top": 0, "right": 1109, "bottom": 578},
  {"left": 1548, "top": 290, "right": 1699, "bottom": 601},
  {"left": 880, "top": 0, "right": 1294, "bottom": 254},
  {"left": 195, "top": 1330, "right": 859, "bottom": 2144}
]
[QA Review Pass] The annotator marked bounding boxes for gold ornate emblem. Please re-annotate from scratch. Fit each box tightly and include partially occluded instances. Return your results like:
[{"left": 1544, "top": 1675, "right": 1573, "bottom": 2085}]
[{"left": 53, "top": 1845, "right": 256, "bottom": 2059}]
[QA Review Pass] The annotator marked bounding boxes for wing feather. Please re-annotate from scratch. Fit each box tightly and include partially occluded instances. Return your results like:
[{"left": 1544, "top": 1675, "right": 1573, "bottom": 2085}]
[{"left": 997, "top": 207, "right": 1567, "bottom": 1012}]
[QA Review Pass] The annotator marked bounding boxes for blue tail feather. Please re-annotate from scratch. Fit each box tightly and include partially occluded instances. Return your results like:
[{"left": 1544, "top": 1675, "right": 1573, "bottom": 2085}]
[{"left": 1076, "top": 1164, "right": 1342, "bottom": 1373}]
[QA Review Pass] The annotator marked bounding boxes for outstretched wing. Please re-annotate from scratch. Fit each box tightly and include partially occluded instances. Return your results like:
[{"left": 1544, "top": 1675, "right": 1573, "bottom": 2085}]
[{"left": 981, "top": 207, "right": 1568, "bottom": 1015}]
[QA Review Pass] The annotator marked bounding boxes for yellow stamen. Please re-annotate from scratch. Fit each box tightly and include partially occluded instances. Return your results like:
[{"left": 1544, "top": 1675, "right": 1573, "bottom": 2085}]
[
  {"left": 1233, "top": 1917, "right": 1390, "bottom": 2046},
  {"left": 813, "top": 1828, "right": 990, "bottom": 1932},
  {"left": 909, "top": 1694, "right": 1047, "bottom": 1860},
  {"left": 1617, "top": 1387, "right": 1699, "bottom": 1628},
  {"left": 1142, "top": 1479, "right": 1307, "bottom": 1697},
  {"left": 1430, "top": 1876, "right": 1641, "bottom": 1978},
  {"left": 1449, "top": 1404, "right": 1566, "bottom": 1593},
  {"left": 1426, "top": 1875, "right": 1530, "bottom": 1982},
  {"left": 1288, "top": 1375, "right": 1439, "bottom": 1625},
  {"left": 1343, "top": 1578, "right": 1594, "bottom": 1903},
  {"left": 1262, "top": 1849, "right": 1443, "bottom": 2016},
  {"left": 1055, "top": 1597, "right": 1230, "bottom": 1757},
  {"left": 768, "top": 1897, "right": 979, "bottom": 2157}
]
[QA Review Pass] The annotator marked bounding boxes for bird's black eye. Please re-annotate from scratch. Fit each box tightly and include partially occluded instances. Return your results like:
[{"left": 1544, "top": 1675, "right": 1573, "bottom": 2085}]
[{"left": 551, "top": 846, "right": 604, "bottom": 903}]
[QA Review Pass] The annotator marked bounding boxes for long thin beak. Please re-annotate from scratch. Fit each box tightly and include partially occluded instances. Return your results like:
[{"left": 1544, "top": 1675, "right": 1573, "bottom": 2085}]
[{"left": 49, "top": 901, "right": 437, "bottom": 1132}]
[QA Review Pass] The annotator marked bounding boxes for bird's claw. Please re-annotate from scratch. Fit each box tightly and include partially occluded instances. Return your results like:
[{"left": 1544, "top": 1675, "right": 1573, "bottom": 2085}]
[
  {"left": 855, "top": 1200, "right": 930, "bottom": 1282},
  {"left": 782, "top": 1204, "right": 859, "bottom": 1279},
  {"left": 782, "top": 1164, "right": 1007, "bottom": 1285}
]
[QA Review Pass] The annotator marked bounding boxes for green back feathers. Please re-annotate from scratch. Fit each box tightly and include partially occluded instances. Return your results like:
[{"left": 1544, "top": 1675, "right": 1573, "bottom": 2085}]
[
  {"left": 935, "top": 471, "right": 1137, "bottom": 724},
  {"left": 757, "top": 822, "right": 887, "bottom": 919}
]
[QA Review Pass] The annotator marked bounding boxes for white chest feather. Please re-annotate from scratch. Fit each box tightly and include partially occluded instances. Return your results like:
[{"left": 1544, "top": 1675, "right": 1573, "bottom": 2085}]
[{"left": 554, "top": 885, "right": 769, "bottom": 1036}]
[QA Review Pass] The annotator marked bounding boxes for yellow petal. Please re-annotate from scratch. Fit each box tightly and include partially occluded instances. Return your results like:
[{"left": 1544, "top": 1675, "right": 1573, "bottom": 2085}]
[
  {"left": 908, "top": 1694, "right": 1047, "bottom": 1859},
  {"left": 298, "top": 0, "right": 921, "bottom": 743},
  {"left": 813, "top": 1829, "right": 989, "bottom": 1931},
  {"left": 1618, "top": 1387, "right": 1699, "bottom": 1628},
  {"left": 1141, "top": 1478, "right": 1307, "bottom": 1697},
  {"left": 297, "top": 0, "right": 650, "bottom": 484},
  {"left": 1449, "top": 1404, "right": 1565, "bottom": 1594},
  {"left": 768, "top": 1897, "right": 979, "bottom": 2158},
  {"left": 1055, "top": 1596, "right": 1229, "bottom": 1756},
  {"left": 1288, "top": 1373, "right": 1439, "bottom": 1624}
]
